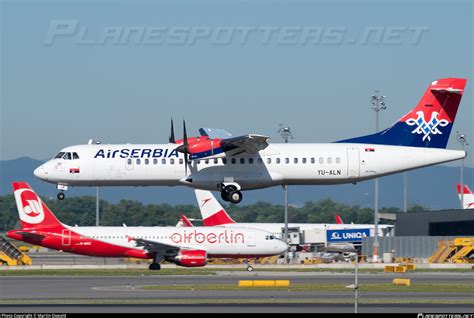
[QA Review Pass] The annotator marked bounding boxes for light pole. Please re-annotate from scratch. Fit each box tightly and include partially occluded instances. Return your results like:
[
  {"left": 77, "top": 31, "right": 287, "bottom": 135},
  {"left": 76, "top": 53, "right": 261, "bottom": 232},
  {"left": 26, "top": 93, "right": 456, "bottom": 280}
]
[
  {"left": 278, "top": 124, "right": 294, "bottom": 264},
  {"left": 370, "top": 90, "right": 387, "bottom": 262},
  {"left": 456, "top": 132, "right": 468, "bottom": 209},
  {"left": 403, "top": 172, "right": 408, "bottom": 213},
  {"left": 96, "top": 187, "right": 100, "bottom": 226},
  {"left": 345, "top": 253, "right": 359, "bottom": 313}
]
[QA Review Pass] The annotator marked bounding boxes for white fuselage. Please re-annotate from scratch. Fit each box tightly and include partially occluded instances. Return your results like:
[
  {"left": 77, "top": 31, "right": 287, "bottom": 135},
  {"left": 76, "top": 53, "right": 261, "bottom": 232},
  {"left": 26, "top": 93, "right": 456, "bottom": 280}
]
[
  {"left": 34, "top": 143, "right": 466, "bottom": 191},
  {"left": 63, "top": 225, "right": 287, "bottom": 257}
]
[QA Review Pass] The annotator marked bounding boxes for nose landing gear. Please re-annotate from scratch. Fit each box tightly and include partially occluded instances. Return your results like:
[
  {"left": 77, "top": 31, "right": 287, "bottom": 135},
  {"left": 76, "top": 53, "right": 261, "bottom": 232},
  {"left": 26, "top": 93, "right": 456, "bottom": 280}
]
[{"left": 56, "top": 184, "right": 68, "bottom": 200}]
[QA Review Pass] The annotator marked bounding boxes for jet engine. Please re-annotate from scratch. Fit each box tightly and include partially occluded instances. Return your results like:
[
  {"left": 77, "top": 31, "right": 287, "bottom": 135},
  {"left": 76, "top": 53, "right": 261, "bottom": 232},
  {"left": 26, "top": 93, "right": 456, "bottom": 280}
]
[{"left": 174, "top": 249, "right": 207, "bottom": 267}]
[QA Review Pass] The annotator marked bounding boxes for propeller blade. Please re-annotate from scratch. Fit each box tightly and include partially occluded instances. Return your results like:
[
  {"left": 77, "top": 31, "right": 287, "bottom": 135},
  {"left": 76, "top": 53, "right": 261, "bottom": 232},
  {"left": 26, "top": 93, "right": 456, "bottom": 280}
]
[
  {"left": 169, "top": 118, "right": 176, "bottom": 143},
  {"left": 183, "top": 119, "right": 188, "bottom": 149}
]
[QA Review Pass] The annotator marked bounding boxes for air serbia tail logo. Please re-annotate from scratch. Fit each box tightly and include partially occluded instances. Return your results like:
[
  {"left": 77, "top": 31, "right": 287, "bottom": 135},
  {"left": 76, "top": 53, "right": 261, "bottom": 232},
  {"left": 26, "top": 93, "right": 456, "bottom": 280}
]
[
  {"left": 405, "top": 111, "right": 450, "bottom": 142},
  {"left": 14, "top": 188, "right": 45, "bottom": 224}
]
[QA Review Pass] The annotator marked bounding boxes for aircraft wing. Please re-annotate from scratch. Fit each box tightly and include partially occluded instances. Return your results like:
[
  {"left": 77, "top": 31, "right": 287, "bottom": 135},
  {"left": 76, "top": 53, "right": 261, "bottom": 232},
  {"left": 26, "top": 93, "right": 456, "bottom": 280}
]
[
  {"left": 199, "top": 127, "right": 233, "bottom": 139},
  {"left": 221, "top": 134, "right": 270, "bottom": 155},
  {"left": 128, "top": 236, "right": 180, "bottom": 257}
]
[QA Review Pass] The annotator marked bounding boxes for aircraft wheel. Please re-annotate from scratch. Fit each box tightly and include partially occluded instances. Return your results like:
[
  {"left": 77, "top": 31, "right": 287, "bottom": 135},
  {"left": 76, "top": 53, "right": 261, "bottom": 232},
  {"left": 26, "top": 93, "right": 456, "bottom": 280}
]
[
  {"left": 221, "top": 191, "right": 230, "bottom": 202},
  {"left": 228, "top": 191, "right": 242, "bottom": 204},
  {"left": 57, "top": 192, "right": 65, "bottom": 200},
  {"left": 246, "top": 265, "right": 254, "bottom": 272},
  {"left": 149, "top": 263, "right": 161, "bottom": 270}
]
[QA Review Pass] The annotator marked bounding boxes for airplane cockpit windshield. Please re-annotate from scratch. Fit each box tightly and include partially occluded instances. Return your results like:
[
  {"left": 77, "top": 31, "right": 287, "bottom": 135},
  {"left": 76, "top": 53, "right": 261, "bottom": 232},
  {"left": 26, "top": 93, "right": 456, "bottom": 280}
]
[{"left": 54, "top": 152, "right": 80, "bottom": 160}]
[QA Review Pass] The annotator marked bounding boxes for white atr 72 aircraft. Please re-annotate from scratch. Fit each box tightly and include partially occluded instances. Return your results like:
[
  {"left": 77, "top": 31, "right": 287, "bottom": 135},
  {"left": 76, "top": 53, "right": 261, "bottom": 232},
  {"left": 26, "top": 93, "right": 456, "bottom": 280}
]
[{"left": 34, "top": 78, "right": 467, "bottom": 204}]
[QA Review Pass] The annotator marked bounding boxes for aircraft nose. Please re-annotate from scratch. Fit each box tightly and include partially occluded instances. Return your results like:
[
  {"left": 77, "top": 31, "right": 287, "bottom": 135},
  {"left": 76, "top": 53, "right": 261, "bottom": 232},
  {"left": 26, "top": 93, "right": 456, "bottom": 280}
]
[
  {"left": 277, "top": 240, "right": 288, "bottom": 254},
  {"left": 34, "top": 164, "right": 47, "bottom": 180}
]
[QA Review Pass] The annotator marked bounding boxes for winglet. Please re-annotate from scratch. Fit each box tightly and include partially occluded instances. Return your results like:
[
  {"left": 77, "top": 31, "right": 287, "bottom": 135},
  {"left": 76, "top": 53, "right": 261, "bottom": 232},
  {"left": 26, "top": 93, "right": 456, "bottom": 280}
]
[{"left": 179, "top": 215, "right": 194, "bottom": 227}]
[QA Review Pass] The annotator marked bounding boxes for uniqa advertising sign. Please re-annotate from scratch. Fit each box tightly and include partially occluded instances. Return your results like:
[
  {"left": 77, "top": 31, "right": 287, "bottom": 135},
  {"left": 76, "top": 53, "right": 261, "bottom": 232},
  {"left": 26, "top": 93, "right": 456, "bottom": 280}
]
[{"left": 326, "top": 229, "right": 371, "bottom": 242}]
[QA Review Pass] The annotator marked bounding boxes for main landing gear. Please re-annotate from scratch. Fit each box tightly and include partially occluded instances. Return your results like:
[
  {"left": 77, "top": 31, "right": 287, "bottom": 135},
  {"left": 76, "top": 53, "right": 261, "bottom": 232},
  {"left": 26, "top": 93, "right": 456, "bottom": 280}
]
[
  {"left": 220, "top": 184, "right": 243, "bottom": 204},
  {"left": 149, "top": 263, "right": 161, "bottom": 270}
]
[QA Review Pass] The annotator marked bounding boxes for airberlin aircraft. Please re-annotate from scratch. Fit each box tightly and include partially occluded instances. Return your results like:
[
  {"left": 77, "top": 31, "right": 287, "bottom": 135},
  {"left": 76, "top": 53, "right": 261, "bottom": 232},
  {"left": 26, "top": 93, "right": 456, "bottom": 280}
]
[
  {"left": 34, "top": 78, "right": 467, "bottom": 204},
  {"left": 7, "top": 182, "right": 287, "bottom": 270}
]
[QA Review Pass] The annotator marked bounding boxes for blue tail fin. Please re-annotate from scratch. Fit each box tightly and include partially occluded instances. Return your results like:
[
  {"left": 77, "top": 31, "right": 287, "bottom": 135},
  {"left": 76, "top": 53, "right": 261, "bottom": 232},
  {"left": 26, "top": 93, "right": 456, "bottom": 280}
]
[{"left": 337, "top": 78, "right": 467, "bottom": 148}]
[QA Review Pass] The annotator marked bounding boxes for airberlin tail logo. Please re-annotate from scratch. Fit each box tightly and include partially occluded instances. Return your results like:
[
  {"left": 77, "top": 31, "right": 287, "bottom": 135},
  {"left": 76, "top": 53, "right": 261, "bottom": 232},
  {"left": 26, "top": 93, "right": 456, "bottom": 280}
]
[{"left": 14, "top": 188, "right": 45, "bottom": 224}]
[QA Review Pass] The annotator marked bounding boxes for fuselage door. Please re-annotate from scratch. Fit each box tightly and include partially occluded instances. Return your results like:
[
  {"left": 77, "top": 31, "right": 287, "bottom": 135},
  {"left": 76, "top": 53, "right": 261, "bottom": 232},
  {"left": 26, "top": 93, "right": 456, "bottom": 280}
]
[
  {"left": 247, "top": 231, "right": 256, "bottom": 247},
  {"left": 346, "top": 148, "right": 360, "bottom": 178},
  {"left": 62, "top": 229, "right": 71, "bottom": 246}
]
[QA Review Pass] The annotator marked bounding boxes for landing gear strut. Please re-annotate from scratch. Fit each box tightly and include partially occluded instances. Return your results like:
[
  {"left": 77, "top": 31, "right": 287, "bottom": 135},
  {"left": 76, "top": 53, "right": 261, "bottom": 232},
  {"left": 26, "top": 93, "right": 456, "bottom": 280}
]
[{"left": 221, "top": 185, "right": 243, "bottom": 204}]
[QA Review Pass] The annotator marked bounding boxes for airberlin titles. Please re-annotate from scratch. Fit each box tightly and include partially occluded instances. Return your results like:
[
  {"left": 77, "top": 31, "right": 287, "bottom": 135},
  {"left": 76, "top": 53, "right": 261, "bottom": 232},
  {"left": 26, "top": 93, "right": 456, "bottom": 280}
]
[{"left": 170, "top": 229, "right": 245, "bottom": 245}]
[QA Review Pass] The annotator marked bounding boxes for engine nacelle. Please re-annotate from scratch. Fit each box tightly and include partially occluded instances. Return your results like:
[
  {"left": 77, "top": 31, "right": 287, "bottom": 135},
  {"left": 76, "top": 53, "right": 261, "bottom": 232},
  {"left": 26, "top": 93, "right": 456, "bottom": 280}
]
[{"left": 174, "top": 249, "right": 207, "bottom": 267}]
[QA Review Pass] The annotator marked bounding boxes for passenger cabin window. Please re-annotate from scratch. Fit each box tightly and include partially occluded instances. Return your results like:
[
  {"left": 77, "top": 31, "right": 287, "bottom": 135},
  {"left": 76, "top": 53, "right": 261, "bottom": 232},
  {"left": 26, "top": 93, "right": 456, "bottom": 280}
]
[
  {"left": 276, "top": 158, "right": 281, "bottom": 164},
  {"left": 311, "top": 158, "right": 315, "bottom": 164},
  {"left": 55, "top": 152, "right": 65, "bottom": 159},
  {"left": 319, "top": 157, "right": 324, "bottom": 164},
  {"left": 162, "top": 159, "right": 166, "bottom": 164},
  {"left": 127, "top": 159, "right": 132, "bottom": 165},
  {"left": 222, "top": 158, "right": 227, "bottom": 164},
  {"left": 153, "top": 159, "right": 158, "bottom": 165},
  {"left": 267, "top": 158, "right": 271, "bottom": 164},
  {"left": 214, "top": 159, "right": 218, "bottom": 164},
  {"left": 248, "top": 158, "right": 254, "bottom": 164},
  {"left": 336, "top": 157, "right": 341, "bottom": 164},
  {"left": 136, "top": 159, "right": 141, "bottom": 165},
  {"left": 240, "top": 158, "right": 245, "bottom": 164},
  {"left": 231, "top": 158, "right": 236, "bottom": 164},
  {"left": 73, "top": 152, "right": 80, "bottom": 159},
  {"left": 258, "top": 158, "right": 263, "bottom": 164},
  {"left": 294, "top": 158, "right": 298, "bottom": 164},
  {"left": 179, "top": 158, "right": 183, "bottom": 164},
  {"left": 170, "top": 159, "right": 175, "bottom": 164},
  {"left": 145, "top": 159, "right": 149, "bottom": 165},
  {"left": 285, "top": 158, "right": 289, "bottom": 164},
  {"left": 302, "top": 158, "right": 307, "bottom": 164},
  {"left": 327, "top": 157, "right": 332, "bottom": 164}
]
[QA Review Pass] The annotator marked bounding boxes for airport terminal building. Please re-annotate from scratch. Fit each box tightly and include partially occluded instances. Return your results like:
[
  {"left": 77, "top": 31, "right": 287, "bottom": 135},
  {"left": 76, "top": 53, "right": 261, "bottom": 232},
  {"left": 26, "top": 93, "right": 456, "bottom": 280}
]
[{"left": 394, "top": 209, "right": 474, "bottom": 236}]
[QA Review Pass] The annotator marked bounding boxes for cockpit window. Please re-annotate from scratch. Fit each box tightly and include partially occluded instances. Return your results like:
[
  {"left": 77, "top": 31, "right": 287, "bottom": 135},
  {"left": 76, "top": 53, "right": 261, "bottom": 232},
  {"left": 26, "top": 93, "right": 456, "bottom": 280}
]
[
  {"left": 63, "top": 152, "right": 72, "bottom": 160},
  {"left": 73, "top": 152, "right": 79, "bottom": 159},
  {"left": 54, "top": 152, "right": 65, "bottom": 159}
]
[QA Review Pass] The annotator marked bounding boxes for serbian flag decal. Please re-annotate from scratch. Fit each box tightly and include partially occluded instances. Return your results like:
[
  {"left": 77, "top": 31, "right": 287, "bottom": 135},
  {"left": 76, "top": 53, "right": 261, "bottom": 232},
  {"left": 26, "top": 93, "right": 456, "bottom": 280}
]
[
  {"left": 69, "top": 168, "right": 80, "bottom": 174},
  {"left": 365, "top": 148, "right": 375, "bottom": 152}
]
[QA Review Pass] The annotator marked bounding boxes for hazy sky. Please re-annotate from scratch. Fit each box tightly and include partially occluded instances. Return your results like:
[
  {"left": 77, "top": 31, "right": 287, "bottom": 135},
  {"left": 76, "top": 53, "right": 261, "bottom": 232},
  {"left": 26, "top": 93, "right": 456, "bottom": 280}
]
[{"left": 1, "top": 0, "right": 473, "bottom": 167}]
